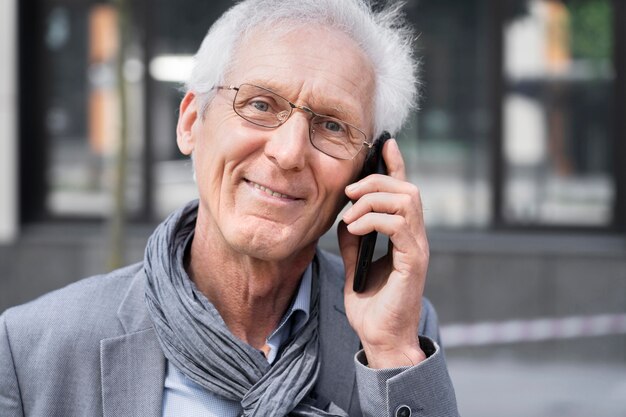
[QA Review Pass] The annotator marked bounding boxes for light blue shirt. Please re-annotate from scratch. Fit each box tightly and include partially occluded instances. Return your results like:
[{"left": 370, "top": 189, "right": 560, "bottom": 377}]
[{"left": 162, "top": 265, "right": 313, "bottom": 417}]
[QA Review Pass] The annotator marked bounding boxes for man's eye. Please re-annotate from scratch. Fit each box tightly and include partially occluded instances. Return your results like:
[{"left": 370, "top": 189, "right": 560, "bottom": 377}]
[
  {"left": 250, "top": 100, "right": 270, "bottom": 112},
  {"left": 324, "top": 120, "right": 344, "bottom": 133}
]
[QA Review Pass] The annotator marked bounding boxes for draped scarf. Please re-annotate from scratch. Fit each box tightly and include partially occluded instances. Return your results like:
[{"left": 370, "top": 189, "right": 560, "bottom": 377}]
[{"left": 144, "top": 200, "right": 348, "bottom": 416}]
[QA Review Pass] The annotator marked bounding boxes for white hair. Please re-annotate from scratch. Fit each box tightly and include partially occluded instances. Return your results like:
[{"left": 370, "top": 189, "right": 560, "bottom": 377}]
[{"left": 185, "top": 0, "right": 418, "bottom": 139}]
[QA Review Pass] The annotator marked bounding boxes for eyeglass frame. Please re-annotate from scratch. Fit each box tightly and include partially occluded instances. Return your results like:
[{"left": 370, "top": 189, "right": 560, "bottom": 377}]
[{"left": 214, "top": 83, "right": 373, "bottom": 160}]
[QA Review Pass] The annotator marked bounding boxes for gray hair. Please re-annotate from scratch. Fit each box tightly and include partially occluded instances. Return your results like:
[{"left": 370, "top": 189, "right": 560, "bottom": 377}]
[{"left": 185, "top": 0, "right": 418, "bottom": 139}]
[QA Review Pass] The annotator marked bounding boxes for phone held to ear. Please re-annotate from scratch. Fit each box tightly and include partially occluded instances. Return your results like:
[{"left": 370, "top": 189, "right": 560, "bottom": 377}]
[{"left": 353, "top": 131, "right": 391, "bottom": 293}]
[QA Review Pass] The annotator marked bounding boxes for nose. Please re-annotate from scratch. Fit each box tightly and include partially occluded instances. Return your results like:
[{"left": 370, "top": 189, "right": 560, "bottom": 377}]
[{"left": 264, "top": 110, "right": 311, "bottom": 171}]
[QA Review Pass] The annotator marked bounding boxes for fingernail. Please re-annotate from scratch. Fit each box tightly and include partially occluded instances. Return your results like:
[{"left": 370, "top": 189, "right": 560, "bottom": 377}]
[{"left": 346, "top": 183, "right": 358, "bottom": 193}]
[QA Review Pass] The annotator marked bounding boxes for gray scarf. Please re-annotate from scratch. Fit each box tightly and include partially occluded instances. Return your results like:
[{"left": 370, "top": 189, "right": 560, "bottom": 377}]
[{"left": 144, "top": 200, "right": 348, "bottom": 417}]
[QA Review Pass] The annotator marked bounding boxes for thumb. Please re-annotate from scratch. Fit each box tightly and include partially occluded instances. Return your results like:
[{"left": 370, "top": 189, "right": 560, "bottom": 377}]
[{"left": 337, "top": 220, "right": 360, "bottom": 291}]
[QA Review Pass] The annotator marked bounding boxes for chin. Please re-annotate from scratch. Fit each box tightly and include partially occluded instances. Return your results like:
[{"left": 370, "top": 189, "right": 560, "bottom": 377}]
[
  {"left": 225, "top": 223, "right": 317, "bottom": 262},
  {"left": 237, "top": 237, "right": 316, "bottom": 262}
]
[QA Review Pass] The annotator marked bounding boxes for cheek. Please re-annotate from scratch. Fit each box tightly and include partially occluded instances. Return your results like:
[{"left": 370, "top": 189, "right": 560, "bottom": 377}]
[
  {"left": 191, "top": 127, "right": 231, "bottom": 203},
  {"left": 193, "top": 117, "right": 258, "bottom": 174},
  {"left": 317, "top": 162, "right": 360, "bottom": 212}
]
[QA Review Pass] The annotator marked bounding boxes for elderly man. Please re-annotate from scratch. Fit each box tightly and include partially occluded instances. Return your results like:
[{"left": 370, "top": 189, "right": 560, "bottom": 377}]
[{"left": 0, "top": 1, "right": 459, "bottom": 416}]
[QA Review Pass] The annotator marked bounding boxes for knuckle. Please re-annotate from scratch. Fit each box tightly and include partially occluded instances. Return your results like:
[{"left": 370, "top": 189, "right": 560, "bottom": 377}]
[
  {"left": 407, "top": 184, "right": 420, "bottom": 203},
  {"left": 393, "top": 215, "right": 407, "bottom": 230},
  {"left": 355, "top": 195, "right": 374, "bottom": 213},
  {"left": 399, "top": 193, "right": 412, "bottom": 208}
]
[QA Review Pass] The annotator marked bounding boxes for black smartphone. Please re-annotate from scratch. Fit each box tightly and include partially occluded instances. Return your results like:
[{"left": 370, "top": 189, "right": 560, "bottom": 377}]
[{"left": 353, "top": 131, "right": 391, "bottom": 293}]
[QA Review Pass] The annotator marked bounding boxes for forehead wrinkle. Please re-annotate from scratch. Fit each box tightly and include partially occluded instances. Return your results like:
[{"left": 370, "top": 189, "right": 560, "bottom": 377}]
[
  {"left": 310, "top": 96, "right": 358, "bottom": 123},
  {"left": 242, "top": 77, "right": 303, "bottom": 98}
]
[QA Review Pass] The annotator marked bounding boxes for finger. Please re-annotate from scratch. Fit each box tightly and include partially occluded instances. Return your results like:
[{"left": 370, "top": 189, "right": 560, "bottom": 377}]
[
  {"left": 343, "top": 191, "right": 418, "bottom": 226},
  {"left": 345, "top": 174, "right": 419, "bottom": 201},
  {"left": 345, "top": 139, "right": 407, "bottom": 199},
  {"left": 347, "top": 211, "right": 428, "bottom": 255},
  {"left": 350, "top": 212, "right": 429, "bottom": 282},
  {"left": 344, "top": 185, "right": 425, "bottom": 238},
  {"left": 383, "top": 138, "right": 406, "bottom": 181},
  {"left": 346, "top": 213, "right": 417, "bottom": 250}
]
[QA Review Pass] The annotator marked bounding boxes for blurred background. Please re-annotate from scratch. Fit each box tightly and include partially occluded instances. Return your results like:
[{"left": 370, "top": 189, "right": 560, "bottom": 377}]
[{"left": 1, "top": 0, "right": 625, "bottom": 415}]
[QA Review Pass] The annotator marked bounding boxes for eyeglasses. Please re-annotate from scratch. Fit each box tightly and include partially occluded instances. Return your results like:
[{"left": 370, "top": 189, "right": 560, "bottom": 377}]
[{"left": 215, "top": 83, "right": 372, "bottom": 160}]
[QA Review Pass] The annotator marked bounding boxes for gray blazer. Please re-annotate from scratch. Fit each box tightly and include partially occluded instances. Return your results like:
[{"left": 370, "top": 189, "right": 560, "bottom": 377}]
[{"left": 0, "top": 250, "right": 458, "bottom": 417}]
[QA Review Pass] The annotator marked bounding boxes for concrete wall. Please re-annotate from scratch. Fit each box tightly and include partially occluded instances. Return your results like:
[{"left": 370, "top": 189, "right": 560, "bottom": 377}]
[
  {"left": 0, "top": 0, "right": 18, "bottom": 244},
  {"left": 425, "top": 232, "right": 626, "bottom": 363}
]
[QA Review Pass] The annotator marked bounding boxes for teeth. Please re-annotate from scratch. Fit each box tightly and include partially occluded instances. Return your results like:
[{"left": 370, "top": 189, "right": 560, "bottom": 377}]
[{"left": 252, "top": 182, "right": 291, "bottom": 199}]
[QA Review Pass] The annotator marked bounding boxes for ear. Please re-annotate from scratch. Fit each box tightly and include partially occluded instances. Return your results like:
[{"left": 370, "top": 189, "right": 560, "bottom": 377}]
[{"left": 176, "top": 92, "right": 199, "bottom": 156}]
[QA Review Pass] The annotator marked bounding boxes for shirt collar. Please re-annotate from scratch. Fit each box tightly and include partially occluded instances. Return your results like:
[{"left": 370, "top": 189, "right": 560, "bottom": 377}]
[{"left": 264, "top": 263, "right": 313, "bottom": 363}]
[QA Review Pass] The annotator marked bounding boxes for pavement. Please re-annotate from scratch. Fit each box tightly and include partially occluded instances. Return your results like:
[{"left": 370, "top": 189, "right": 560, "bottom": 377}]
[{"left": 448, "top": 358, "right": 626, "bottom": 417}]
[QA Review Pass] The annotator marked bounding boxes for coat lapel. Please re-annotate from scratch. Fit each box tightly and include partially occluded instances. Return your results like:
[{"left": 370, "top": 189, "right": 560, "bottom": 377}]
[
  {"left": 316, "top": 250, "right": 361, "bottom": 412},
  {"left": 100, "top": 270, "right": 166, "bottom": 417}
]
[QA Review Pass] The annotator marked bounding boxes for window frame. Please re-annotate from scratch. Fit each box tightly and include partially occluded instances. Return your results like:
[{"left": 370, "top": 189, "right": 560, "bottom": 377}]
[{"left": 490, "top": 0, "right": 626, "bottom": 233}]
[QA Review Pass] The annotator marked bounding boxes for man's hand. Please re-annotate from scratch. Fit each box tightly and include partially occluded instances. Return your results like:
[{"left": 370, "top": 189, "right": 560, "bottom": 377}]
[{"left": 338, "top": 138, "right": 428, "bottom": 369}]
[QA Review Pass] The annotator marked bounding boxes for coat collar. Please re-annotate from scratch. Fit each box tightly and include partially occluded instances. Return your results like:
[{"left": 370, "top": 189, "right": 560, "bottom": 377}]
[{"left": 115, "top": 267, "right": 154, "bottom": 333}]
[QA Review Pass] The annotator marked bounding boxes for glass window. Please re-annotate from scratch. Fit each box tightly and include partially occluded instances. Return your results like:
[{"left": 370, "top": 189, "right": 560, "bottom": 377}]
[
  {"left": 44, "top": 1, "right": 145, "bottom": 217},
  {"left": 502, "top": 0, "right": 614, "bottom": 226},
  {"left": 35, "top": 0, "right": 622, "bottom": 231},
  {"left": 405, "top": 0, "right": 492, "bottom": 228}
]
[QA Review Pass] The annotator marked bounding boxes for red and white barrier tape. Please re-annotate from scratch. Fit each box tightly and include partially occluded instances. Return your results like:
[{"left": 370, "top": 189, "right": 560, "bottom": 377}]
[{"left": 440, "top": 313, "right": 626, "bottom": 348}]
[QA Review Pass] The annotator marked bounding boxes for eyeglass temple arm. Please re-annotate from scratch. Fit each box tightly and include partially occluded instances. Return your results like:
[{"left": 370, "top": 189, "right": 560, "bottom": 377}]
[{"left": 214, "top": 85, "right": 239, "bottom": 92}]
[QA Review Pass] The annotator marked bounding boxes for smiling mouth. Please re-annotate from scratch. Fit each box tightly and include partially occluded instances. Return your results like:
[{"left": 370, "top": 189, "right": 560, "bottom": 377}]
[{"left": 246, "top": 180, "right": 299, "bottom": 200}]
